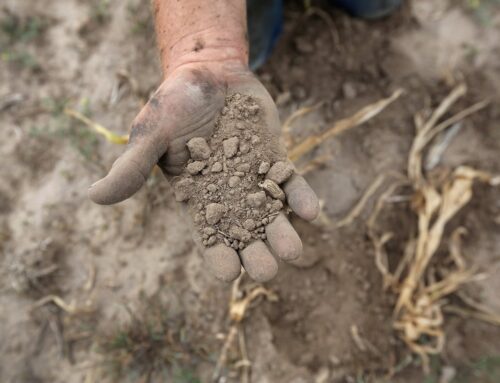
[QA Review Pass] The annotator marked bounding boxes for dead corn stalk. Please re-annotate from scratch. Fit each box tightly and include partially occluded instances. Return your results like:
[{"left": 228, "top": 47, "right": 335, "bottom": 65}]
[
  {"left": 362, "top": 83, "right": 499, "bottom": 372},
  {"left": 212, "top": 272, "right": 278, "bottom": 382}
]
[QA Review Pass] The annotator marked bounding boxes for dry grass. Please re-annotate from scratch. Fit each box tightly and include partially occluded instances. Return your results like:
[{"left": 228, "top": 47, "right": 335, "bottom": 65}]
[
  {"left": 359, "top": 83, "right": 499, "bottom": 372},
  {"left": 212, "top": 271, "right": 278, "bottom": 383}
]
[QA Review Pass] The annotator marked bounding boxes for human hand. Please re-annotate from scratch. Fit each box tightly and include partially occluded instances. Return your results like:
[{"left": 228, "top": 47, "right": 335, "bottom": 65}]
[{"left": 89, "top": 63, "right": 319, "bottom": 282}]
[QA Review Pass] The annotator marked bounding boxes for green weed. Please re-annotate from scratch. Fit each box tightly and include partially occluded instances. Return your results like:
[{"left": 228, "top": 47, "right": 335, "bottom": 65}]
[
  {"left": 0, "top": 11, "right": 48, "bottom": 44},
  {"left": 97, "top": 294, "right": 202, "bottom": 383},
  {"left": 126, "top": 1, "right": 153, "bottom": 36},
  {"left": 29, "top": 98, "right": 100, "bottom": 162},
  {"left": 90, "top": 0, "right": 111, "bottom": 25}
]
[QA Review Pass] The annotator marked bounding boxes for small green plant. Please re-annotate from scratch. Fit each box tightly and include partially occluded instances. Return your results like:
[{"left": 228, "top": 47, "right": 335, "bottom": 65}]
[
  {"left": 1, "top": 50, "right": 40, "bottom": 71},
  {"left": 29, "top": 97, "right": 101, "bottom": 162},
  {"left": 97, "top": 294, "right": 202, "bottom": 383},
  {"left": 0, "top": 11, "right": 48, "bottom": 72},
  {"left": 464, "top": 0, "right": 500, "bottom": 26},
  {"left": 126, "top": 1, "right": 153, "bottom": 36},
  {"left": 0, "top": 12, "right": 48, "bottom": 44},
  {"left": 454, "top": 355, "right": 500, "bottom": 383},
  {"left": 90, "top": 0, "right": 111, "bottom": 25}
]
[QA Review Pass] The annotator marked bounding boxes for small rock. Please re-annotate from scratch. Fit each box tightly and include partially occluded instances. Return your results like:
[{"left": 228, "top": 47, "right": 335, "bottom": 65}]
[
  {"left": 235, "top": 122, "right": 245, "bottom": 130},
  {"left": 259, "top": 179, "right": 285, "bottom": 200},
  {"left": 186, "top": 137, "right": 211, "bottom": 160},
  {"left": 211, "top": 162, "right": 223, "bottom": 173},
  {"left": 270, "top": 199, "right": 283, "bottom": 212},
  {"left": 246, "top": 191, "right": 267, "bottom": 208},
  {"left": 229, "top": 226, "right": 252, "bottom": 242},
  {"left": 186, "top": 161, "right": 206, "bottom": 175},
  {"left": 234, "top": 171, "right": 245, "bottom": 177},
  {"left": 206, "top": 236, "right": 217, "bottom": 246},
  {"left": 231, "top": 240, "right": 239, "bottom": 249},
  {"left": 239, "top": 143, "right": 250, "bottom": 154},
  {"left": 223, "top": 137, "right": 239, "bottom": 158},
  {"left": 236, "top": 163, "right": 250, "bottom": 173},
  {"left": 194, "top": 213, "right": 205, "bottom": 224},
  {"left": 233, "top": 157, "right": 241, "bottom": 164},
  {"left": 342, "top": 82, "right": 357, "bottom": 99},
  {"left": 260, "top": 234, "right": 267, "bottom": 240},
  {"left": 295, "top": 37, "right": 314, "bottom": 54},
  {"left": 266, "top": 161, "right": 294, "bottom": 184},
  {"left": 203, "top": 227, "right": 216, "bottom": 236},
  {"left": 206, "top": 184, "right": 217, "bottom": 193},
  {"left": 251, "top": 135, "right": 260, "bottom": 145},
  {"left": 247, "top": 103, "right": 260, "bottom": 115},
  {"left": 206, "top": 203, "right": 225, "bottom": 225},
  {"left": 173, "top": 178, "right": 194, "bottom": 202},
  {"left": 258, "top": 161, "right": 271, "bottom": 174},
  {"left": 228, "top": 176, "right": 241, "bottom": 188},
  {"left": 243, "top": 219, "right": 256, "bottom": 231}
]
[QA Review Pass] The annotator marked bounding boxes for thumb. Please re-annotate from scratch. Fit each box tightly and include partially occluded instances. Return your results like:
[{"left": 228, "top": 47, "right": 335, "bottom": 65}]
[{"left": 89, "top": 136, "right": 165, "bottom": 205}]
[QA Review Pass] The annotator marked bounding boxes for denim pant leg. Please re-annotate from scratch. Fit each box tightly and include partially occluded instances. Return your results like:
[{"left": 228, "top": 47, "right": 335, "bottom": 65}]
[{"left": 247, "top": 0, "right": 403, "bottom": 70}]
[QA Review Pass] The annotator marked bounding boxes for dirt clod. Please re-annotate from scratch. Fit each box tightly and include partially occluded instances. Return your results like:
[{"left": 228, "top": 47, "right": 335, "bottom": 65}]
[
  {"left": 174, "top": 93, "right": 287, "bottom": 249},
  {"left": 223, "top": 136, "right": 239, "bottom": 158},
  {"left": 186, "top": 137, "right": 211, "bottom": 160},
  {"left": 211, "top": 162, "right": 223, "bottom": 172},
  {"left": 173, "top": 178, "right": 194, "bottom": 202},
  {"left": 246, "top": 191, "right": 267, "bottom": 208},
  {"left": 258, "top": 161, "right": 271, "bottom": 174},
  {"left": 266, "top": 161, "right": 294, "bottom": 184},
  {"left": 186, "top": 161, "right": 206, "bottom": 175},
  {"left": 205, "top": 203, "right": 225, "bottom": 225}
]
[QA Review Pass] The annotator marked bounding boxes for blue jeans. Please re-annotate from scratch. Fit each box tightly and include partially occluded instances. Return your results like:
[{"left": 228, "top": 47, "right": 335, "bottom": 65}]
[{"left": 248, "top": 0, "right": 403, "bottom": 69}]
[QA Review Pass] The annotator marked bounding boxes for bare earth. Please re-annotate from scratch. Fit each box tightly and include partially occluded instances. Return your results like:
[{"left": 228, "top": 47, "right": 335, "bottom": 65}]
[{"left": 1, "top": 1, "right": 500, "bottom": 382}]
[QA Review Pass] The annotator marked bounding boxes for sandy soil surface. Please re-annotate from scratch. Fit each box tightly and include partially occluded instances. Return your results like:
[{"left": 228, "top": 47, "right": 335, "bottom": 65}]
[{"left": 1, "top": 1, "right": 500, "bottom": 382}]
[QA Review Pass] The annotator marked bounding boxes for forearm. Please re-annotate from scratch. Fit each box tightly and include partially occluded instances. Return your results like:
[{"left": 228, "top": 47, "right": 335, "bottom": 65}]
[{"left": 153, "top": 0, "right": 249, "bottom": 77}]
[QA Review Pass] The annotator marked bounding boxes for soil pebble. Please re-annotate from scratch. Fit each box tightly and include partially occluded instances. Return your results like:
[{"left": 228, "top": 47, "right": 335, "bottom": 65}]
[
  {"left": 174, "top": 93, "right": 289, "bottom": 250},
  {"left": 223, "top": 137, "right": 239, "bottom": 158},
  {"left": 246, "top": 191, "right": 267, "bottom": 208},
  {"left": 206, "top": 203, "right": 225, "bottom": 225},
  {"left": 174, "top": 178, "right": 194, "bottom": 202},
  {"left": 211, "top": 162, "right": 223, "bottom": 172},
  {"left": 186, "top": 161, "right": 206, "bottom": 175},
  {"left": 266, "top": 161, "right": 294, "bottom": 184},
  {"left": 258, "top": 161, "right": 271, "bottom": 174},
  {"left": 228, "top": 176, "right": 241, "bottom": 188},
  {"left": 187, "top": 137, "right": 211, "bottom": 160}
]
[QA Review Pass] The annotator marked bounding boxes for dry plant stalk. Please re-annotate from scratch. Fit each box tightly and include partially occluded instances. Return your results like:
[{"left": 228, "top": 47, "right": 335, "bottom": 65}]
[
  {"left": 364, "top": 83, "right": 499, "bottom": 372},
  {"left": 64, "top": 108, "right": 129, "bottom": 145},
  {"left": 212, "top": 272, "right": 278, "bottom": 382},
  {"left": 288, "top": 89, "right": 404, "bottom": 162}
]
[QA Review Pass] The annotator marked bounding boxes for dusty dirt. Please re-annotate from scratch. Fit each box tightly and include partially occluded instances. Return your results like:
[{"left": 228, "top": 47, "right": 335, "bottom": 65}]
[
  {"left": 175, "top": 93, "right": 290, "bottom": 251},
  {"left": 1, "top": 0, "right": 500, "bottom": 383}
]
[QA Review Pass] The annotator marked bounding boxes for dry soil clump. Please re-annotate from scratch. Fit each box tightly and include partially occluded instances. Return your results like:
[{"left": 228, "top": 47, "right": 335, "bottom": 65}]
[{"left": 173, "top": 93, "right": 293, "bottom": 250}]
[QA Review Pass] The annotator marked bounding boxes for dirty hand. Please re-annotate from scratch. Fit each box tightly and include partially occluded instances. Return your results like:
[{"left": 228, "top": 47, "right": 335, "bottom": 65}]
[
  {"left": 88, "top": 63, "right": 319, "bottom": 282},
  {"left": 89, "top": 0, "right": 319, "bottom": 282}
]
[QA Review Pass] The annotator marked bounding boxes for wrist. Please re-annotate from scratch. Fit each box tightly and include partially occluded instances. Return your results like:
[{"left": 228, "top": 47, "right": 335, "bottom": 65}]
[
  {"left": 153, "top": 0, "right": 249, "bottom": 78},
  {"left": 162, "top": 30, "right": 249, "bottom": 78}
]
